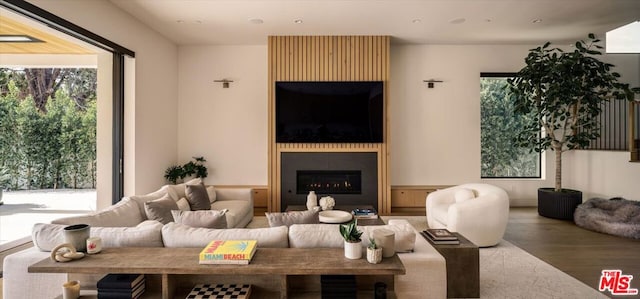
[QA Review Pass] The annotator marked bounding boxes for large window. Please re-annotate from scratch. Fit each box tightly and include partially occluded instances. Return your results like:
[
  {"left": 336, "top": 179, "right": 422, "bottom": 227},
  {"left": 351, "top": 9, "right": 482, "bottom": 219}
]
[{"left": 480, "top": 73, "right": 541, "bottom": 178}]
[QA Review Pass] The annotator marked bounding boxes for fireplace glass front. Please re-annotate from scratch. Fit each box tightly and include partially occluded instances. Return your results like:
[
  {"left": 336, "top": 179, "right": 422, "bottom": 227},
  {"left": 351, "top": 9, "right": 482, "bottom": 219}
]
[{"left": 296, "top": 170, "right": 362, "bottom": 195}]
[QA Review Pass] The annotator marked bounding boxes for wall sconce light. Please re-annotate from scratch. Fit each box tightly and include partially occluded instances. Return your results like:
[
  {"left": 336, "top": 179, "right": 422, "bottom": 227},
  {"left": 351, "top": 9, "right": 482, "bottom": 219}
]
[
  {"left": 423, "top": 79, "right": 443, "bottom": 88},
  {"left": 214, "top": 79, "right": 234, "bottom": 88}
]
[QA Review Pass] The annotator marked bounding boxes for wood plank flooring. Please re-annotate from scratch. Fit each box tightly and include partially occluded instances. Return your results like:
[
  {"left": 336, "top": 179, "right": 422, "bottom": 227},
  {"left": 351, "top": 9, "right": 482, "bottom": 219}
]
[{"left": 504, "top": 207, "right": 640, "bottom": 298}]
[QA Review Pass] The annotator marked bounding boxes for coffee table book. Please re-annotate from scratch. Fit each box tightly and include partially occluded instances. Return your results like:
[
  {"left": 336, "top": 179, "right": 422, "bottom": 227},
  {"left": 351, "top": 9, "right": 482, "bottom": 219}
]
[
  {"left": 351, "top": 208, "right": 379, "bottom": 219},
  {"left": 199, "top": 240, "right": 257, "bottom": 265},
  {"left": 424, "top": 229, "right": 459, "bottom": 241},
  {"left": 420, "top": 231, "right": 460, "bottom": 245}
]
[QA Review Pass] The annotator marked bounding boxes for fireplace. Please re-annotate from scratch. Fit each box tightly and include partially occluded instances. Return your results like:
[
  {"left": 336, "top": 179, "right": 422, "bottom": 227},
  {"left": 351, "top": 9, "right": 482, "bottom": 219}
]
[
  {"left": 281, "top": 152, "right": 377, "bottom": 211},
  {"left": 297, "top": 170, "right": 362, "bottom": 195}
]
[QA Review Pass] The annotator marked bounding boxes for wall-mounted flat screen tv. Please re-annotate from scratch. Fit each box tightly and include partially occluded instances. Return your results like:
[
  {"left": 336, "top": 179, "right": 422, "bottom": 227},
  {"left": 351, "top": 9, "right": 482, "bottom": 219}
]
[{"left": 275, "top": 81, "right": 383, "bottom": 143}]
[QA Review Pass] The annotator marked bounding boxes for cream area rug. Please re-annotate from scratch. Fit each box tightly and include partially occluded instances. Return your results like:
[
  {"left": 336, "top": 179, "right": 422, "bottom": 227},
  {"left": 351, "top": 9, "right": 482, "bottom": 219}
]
[{"left": 248, "top": 215, "right": 607, "bottom": 299}]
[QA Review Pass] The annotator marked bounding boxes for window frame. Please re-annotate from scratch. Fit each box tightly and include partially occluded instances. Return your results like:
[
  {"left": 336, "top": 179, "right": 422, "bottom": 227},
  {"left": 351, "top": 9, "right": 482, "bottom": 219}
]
[
  {"left": 480, "top": 72, "right": 542, "bottom": 179},
  {"left": 1, "top": 0, "right": 134, "bottom": 203}
]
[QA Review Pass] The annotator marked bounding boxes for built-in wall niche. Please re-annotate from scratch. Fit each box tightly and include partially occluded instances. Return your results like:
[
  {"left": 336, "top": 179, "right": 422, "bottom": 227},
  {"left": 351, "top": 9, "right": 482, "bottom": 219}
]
[{"left": 280, "top": 152, "right": 378, "bottom": 211}]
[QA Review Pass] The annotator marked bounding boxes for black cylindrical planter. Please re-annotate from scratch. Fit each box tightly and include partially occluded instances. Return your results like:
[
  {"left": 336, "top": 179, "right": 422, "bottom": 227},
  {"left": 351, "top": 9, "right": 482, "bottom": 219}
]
[{"left": 538, "top": 188, "right": 582, "bottom": 220}]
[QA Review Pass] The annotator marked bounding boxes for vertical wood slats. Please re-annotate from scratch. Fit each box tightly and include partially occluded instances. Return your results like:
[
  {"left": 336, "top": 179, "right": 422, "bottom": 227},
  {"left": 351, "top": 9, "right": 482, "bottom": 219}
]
[{"left": 268, "top": 36, "right": 390, "bottom": 213}]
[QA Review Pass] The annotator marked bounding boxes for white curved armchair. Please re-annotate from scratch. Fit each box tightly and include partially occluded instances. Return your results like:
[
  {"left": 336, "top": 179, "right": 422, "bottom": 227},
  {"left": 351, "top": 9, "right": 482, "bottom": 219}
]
[{"left": 426, "top": 183, "right": 509, "bottom": 247}]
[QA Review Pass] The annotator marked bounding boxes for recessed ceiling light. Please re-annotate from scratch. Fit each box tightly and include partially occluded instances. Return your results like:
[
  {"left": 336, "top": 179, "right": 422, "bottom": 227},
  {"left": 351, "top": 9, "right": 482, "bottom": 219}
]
[
  {"left": 412, "top": 19, "right": 422, "bottom": 24},
  {"left": 0, "top": 35, "right": 43, "bottom": 43},
  {"left": 532, "top": 19, "right": 543, "bottom": 23},
  {"left": 248, "top": 18, "right": 263, "bottom": 24},
  {"left": 294, "top": 19, "right": 303, "bottom": 24},
  {"left": 449, "top": 18, "right": 466, "bottom": 24}
]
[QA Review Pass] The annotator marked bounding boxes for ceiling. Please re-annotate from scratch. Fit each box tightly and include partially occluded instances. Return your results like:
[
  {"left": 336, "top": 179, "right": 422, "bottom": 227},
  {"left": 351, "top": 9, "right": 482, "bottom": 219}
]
[
  {"left": 0, "top": 13, "right": 94, "bottom": 54},
  {"left": 108, "top": 0, "right": 640, "bottom": 46}
]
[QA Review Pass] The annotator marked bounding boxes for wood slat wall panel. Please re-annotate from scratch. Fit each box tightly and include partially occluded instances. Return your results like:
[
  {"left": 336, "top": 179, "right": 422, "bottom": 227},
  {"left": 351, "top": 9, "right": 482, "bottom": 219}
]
[{"left": 268, "top": 36, "right": 390, "bottom": 213}]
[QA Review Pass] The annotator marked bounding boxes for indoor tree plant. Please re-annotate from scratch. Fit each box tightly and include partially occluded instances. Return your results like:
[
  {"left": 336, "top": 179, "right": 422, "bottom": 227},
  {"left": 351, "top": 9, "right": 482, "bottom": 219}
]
[
  {"left": 164, "top": 156, "right": 208, "bottom": 184},
  {"left": 509, "top": 34, "right": 634, "bottom": 220},
  {"left": 339, "top": 220, "right": 363, "bottom": 259}
]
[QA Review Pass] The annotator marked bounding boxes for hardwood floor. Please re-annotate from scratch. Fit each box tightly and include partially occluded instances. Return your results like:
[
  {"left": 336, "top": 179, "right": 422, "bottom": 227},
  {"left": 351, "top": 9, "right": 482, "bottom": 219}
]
[{"left": 504, "top": 207, "right": 640, "bottom": 298}]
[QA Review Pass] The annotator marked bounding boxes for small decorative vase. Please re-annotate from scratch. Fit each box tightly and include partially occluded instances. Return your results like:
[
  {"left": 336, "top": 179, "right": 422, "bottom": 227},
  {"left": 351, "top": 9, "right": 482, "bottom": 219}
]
[
  {"left": 367, "top": 247, "right": 383, "bottom": 264},
  {"left": 319, "top": 196, "right": 335, "bottom": 210},
  {"left": 306, "top": 191, "right": 318, "bottom": 210},
  {"left": 63, "top": 224, "right": 90, "bottom": 252},
  {"left": 344, "top": 240, "right": 362, "bottom": 259}
]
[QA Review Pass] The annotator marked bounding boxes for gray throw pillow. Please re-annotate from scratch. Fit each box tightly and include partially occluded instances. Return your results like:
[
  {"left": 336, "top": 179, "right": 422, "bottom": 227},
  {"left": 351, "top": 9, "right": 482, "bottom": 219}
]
[
  {"left": 171, "top": 209, "right": 228, "bottom": 229},
  {"left": 265, "top": 210, "right": 320, "bottom": 227},
  {"left": 144, "top": 194, "right": 179, "bottom": 224},
  {"left": 185, "top": 183, "right": 211, "bottom": 210}
]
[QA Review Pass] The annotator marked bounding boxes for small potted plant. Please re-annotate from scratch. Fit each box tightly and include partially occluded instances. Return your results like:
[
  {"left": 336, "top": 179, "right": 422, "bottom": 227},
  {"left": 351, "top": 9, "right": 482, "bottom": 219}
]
[
  {"left": 367, "top": 237, "right": 382, "bottom": 264},
  {"left": 339, "top": 220, "right": 363, "bottom": 259}
]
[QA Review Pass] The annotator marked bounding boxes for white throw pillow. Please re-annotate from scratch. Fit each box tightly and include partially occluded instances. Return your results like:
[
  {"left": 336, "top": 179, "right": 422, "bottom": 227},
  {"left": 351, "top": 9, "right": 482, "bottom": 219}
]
[
  {"left": 454, "top": 188, "right": 475, "bottom": 203},
  {"left": 206, "top": 186, "right": 217, "bottom": 203},
  {"left": 176, "top": 197, "right": 191, "bottom": 211}
]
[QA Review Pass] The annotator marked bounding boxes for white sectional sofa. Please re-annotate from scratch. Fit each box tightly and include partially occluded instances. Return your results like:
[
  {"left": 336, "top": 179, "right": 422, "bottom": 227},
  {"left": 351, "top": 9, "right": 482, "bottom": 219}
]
[{"left": 3, "top": 182, "right": 446, "bottom": 299}]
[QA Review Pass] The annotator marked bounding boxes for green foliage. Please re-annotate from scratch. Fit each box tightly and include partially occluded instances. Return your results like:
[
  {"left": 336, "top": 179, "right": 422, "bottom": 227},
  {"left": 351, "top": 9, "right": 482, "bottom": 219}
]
[
  {"left": 0, "top": 68, "right": 97, "bottom": 190},
  {"left": 508, "top": 34, "right": 634, "bottom": 191},
  {"left": 368, "top": 237, "right": 378, "bottom": 249},
  {"left": 339, "top": 220, "right": 363, "bottom": 242},
  {"left": 481, "top": 77, "right": 540, "bottom": 177},
  {"left": 164, "top": 156, "right": 208, "bottom": 184}
]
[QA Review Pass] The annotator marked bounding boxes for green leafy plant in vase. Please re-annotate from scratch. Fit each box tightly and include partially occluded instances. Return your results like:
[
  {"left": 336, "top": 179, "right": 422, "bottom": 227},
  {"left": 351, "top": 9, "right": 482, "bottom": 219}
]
[
  {"left": 508, "top": 34, "right": 635, "bottom": 220},
  {"left": 340, "top": 220, "right": 363, "bottom": 259}
]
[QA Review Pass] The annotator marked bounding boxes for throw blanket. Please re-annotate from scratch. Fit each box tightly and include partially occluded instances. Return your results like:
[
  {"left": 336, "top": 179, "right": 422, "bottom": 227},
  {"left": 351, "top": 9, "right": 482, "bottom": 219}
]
[{"left": 574, "top": 197, "right": 640, "bottom": 239}]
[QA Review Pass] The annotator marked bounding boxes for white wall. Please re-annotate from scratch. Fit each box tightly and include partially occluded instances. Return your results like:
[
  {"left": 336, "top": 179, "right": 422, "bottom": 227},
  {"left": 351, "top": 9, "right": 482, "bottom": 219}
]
[
  {"left": 390, "top": 44, "right": 640, "bottom": 205},
  {"left": 28, "top": 0, "right": 179, "bottom": 200},
  {"left": 178, "top": 46, "right": 268, "bottom": 185}
]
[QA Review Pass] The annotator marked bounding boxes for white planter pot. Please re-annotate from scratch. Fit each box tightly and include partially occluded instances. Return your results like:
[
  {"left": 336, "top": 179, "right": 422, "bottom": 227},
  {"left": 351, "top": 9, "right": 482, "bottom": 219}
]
[
  {"left": 367, "top": 247, "right": 383, "bottom": 264},
  {"left": 344, "top": 240, "right": 362, "bottom": 259}
]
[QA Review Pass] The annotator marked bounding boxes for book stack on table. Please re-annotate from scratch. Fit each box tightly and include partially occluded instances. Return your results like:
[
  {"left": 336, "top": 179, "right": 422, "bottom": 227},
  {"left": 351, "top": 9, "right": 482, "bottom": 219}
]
[
  {"left": 97, "top": 273, "right": 145, "bottom": 299},
  {"left": 420, "top": 229, "right": 460, "bottom": 245},
  {"left": 351, "top": 208, "right": 378, "bottom": 219}
]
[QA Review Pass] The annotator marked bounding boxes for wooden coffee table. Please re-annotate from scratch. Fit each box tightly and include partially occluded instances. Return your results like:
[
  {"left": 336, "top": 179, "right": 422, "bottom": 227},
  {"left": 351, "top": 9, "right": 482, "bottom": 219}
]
[
  {"left": 423, "top": 232, "right": 479, "bottom": 298},
  {"left": 285, "top": 205, "right": 385, "bottom": 226},
  {"left": 29, "top": 247, "right": 405, "bottom": 299}
]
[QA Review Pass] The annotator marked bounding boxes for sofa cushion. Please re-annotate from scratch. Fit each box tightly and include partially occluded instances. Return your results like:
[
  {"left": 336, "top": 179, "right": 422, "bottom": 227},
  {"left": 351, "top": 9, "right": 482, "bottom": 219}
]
[
  {"left": 171, "top": 209, "right": 227, "bottom": 228},
  {"left": 289, "top": 221, "right": 417, "bottom": 252},
  {"left": 176, "top": 197, "right": 191, "bottom": 211},
  {"left": 166, "top": 178, "right": 202, "bottom": 200},
  {"left": 211, "top": 200, "right": 251, "bottom": 228},
  {"left": 32, "top": 220, "right": 164, "bottom": 251},
  {"left": 206, "top": 186, "right": 217, "bottom": 203},
  {"left": 128, "top": 185, "right": 171, "bottom": 220},
  {"left": 185, "top": 183, "right": 211, "bottom": 210},
  {"left": 161, "top": 222, "right": 288, "bottom": 248},
  {"left": 265, "top": 210, "right": 319, "bottom": 227},
  {"left": 52, "top": 197, "right": 143, "bottom": 227},
  {"left": 144, "top": 194, "right": 179, "bottom": 224},
  {"left": 455, "top": 188, "right": 475, "bottom": 203}
]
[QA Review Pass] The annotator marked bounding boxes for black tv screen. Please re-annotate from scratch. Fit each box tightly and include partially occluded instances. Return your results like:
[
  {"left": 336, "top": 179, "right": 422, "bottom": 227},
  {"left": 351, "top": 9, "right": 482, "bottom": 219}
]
[{"left": 275, "top": 81, "right": 383, "bottom": 143}]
